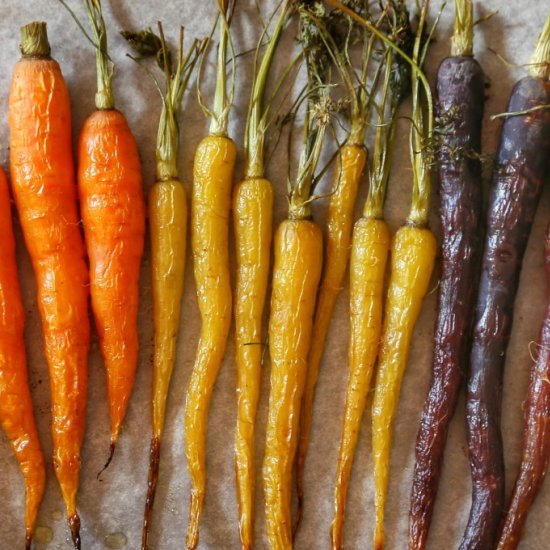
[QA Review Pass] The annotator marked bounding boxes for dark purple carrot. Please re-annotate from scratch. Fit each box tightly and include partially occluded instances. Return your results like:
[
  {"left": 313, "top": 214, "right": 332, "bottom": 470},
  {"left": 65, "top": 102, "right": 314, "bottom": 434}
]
[
  {"left": 409, "top": 1, "right": 485, "bottom": 548},
  {"left": 460, "top": 14, "right": 550, "bottom": 550},
  {"left": 496, "top": 222, "right": 550, "bottom": 550}
]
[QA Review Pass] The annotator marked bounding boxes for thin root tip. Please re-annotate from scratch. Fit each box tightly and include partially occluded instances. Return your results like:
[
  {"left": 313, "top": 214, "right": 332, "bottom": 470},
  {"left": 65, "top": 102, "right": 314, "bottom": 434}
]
[
  {"left": 69, "top": 514, "right": 81, "bottom": 550},
  {"left": 142, "top": 437, "right": 161, "bottom": 550},
  {"left": 96, "top": 442, "right": 116, "bottom": 479},
  {"left": 25, "top": 529, "right": 32, "bottom": 550}
]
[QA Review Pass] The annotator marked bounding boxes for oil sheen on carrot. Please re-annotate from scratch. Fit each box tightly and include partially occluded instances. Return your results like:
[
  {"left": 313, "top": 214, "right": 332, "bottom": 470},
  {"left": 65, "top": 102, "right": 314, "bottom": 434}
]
[
  {"left": 9, "top": 22, "right": 90, "bottom": 549},
  {"left": 0, "top": 166, "right": 46, "bottom": 550}
]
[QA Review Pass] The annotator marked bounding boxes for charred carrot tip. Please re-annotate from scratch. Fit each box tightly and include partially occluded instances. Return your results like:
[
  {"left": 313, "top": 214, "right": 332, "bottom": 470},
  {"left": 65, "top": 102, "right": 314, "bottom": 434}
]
[
  {"left": 96, "top": 442, "right": 116, "bottom": 479},
  {"left": 69, "top": 513, "right": 81, "bottom": 550},
  {"left": 142, "top": 437, "right": 161, "bottom": 550}
]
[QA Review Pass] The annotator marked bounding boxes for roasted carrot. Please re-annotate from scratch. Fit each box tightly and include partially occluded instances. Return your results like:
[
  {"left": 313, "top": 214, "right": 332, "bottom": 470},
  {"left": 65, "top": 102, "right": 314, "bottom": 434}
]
[
  {"left": 461, "top": 15, "right": 550, "bottom": 550},
  {"left": 326, "top": 2, "right": 438, "bottom": 548},
  {"left": 496, "top": 226, "right": 550, "bottom": 550},
  {"left": 295, "top": 2, "right": 373, "bottom": 523},
  {"left": 9, "top": 22, "right": 90, "bottom": 549},
  {"left": 71, "top": 0, "right": 146, "bottom": 465},
  {"left": 409, "top": 2, "right": 485, "bottom": 548},
  {"left": 185, "top": 2, "right": 236, "bottom": 547},
  {"left": 331, "top": 5, "right": 413, "bottom": 547},
  {"left": 233, "top": 4, "right": 290, "bottom": 548},
  {"left": 262, "top": 5, "right": 333, "bottom": 547},
  {"left": 0, "top": 166, "right": 46, "bottom": 549},
  {"left": 122, "top": 26, "right": 203, "bottom": 550}
]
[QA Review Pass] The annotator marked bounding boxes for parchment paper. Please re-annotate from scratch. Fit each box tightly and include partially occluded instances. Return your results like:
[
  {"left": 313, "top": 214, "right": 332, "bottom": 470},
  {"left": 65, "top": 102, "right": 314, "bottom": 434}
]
[{"left": 0, "top": 1, "right": 549, "bottom": 548}]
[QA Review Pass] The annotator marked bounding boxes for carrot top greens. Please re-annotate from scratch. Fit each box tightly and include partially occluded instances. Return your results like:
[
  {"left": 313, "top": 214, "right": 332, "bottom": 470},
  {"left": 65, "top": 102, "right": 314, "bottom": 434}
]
[
  {"left": 364, "top": 1, "right": 413, "bottom": 220},
  {"left": 245, "top": 1, "right": 293, "bottom": 178},
  {"left": 20, "top": 21, "right": 51, "bottom": 58},
  {"left": 530, "top": 13, "right": 550, "bottom": 79},
  {"left": 123, "top": 26, "right": 205, "bottom": 181},
  {"left": 57, "top": 0, "right": 115, "bottom": 109},
  {"left": 288, "top": 2, "right": 336, "bottom": 220},
  {"left": 200, "top": 0, "right": 236, "bottom": 137},
  {"left": 327, "top": 0, "right": 435, "bottom": 227},
  {"left": 451, "top": 0, "right": 473, "bottom": 57}
]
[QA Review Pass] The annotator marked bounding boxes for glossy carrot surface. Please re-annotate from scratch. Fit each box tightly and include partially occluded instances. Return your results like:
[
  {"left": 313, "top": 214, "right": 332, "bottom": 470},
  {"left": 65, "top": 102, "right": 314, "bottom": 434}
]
[
  {"left": 186, "top": 134, "right": 237, "bottom": 549},
  {"left": 9, "top": 22, "right": 90, "bottom": 549},
  {"left": 263, "top": 219, "right": 323, "bottom": 549},
  {"left": 0, "top": 166, "right": 46, "bottom": 549},
  {"left": 79, "top": 109, "right": 145, "bottom": 450}
]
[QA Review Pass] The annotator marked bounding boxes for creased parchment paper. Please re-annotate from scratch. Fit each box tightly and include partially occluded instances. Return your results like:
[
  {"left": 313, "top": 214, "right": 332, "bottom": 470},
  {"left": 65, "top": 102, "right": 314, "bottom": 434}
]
[{"left": 1, "top": 1, "right": 549, "bottom": 548}]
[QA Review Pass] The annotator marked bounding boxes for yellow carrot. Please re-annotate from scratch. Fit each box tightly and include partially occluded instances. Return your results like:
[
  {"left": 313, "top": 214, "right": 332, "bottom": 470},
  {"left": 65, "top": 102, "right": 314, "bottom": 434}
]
[
  {"left": 185, "top": 3, "right": 236, "bottom": 547},
  {"left": 234, "top": 7, "right": 290, "bottom": 547},
  {"left": 330, "top": 11, "right": 413, "bottom": 540},
  {"left": 263, "top": 6, "right": 334, "bottom": 545}
]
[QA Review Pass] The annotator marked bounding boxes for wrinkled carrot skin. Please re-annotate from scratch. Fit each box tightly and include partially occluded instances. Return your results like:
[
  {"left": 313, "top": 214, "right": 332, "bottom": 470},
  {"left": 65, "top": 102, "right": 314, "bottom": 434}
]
[
  {"left": 372, "top": 225, "right": 437, "bottom": 550},
  {"left": 331, "top": 217, "right": 390, "bottom": 550},
  {"left": 296, "top": 144, "right": 367, "bottom": 514},
  {"left": 0, "top": 167, "right": 46, "bottom": 549},
  {"left": 78, "top": 109, "right": 145, "bottom": 445},
  {"left": 185, "top": 134, "right": 236, "bottom": 550},
  {"left": 142, "top": 179, "right": 187, "bottom": 548},
  {"left": 234, "top": 176, "right": 273, "bottom": 550},
  {"left": 263, "top": 219, "right": 323, "bottom": 550},
  {"left": 151, "top": 181, "right": 187, "bottom": 440},
  {"left": 461, "top": 76, "right": 550, "bottom": 550},
  {"left": 409, "top": 54, "right": 485, "bottom": 550},
  {"left": 9, "top": 47, "right": 90, "bottom": 546},
  {"left": 496, "top": 225, "right": 550, "bottom": 550}
]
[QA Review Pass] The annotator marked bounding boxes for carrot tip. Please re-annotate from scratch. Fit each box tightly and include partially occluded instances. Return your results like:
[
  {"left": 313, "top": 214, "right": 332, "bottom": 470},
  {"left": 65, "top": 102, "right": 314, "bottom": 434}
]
[
  {"left": 69, "top": 513, "right": 81, "bottom": 550},
  {"left": 142, "top": 437, "right": 161, "bottom": 550},
  {"left": 25, "top": 529, "right": 32, "bottom": 550},
  {"left": 97, "top": 442, "right": 116, "bottom": 479}
]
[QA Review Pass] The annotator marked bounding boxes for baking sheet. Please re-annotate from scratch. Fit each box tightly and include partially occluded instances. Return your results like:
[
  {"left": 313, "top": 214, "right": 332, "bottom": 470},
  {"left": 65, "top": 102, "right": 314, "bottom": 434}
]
[{"left": 1, "top": 1, "right": 549, "bottom": 548}]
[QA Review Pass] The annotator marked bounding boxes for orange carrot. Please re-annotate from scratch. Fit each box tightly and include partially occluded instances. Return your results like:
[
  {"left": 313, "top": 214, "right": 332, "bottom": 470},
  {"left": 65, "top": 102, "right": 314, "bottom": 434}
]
[
  {"left": 0, "top": 166, "right": 46, "bottom": 549},
  {"left": 9, "top": 22, "right": 90, "bottom": 549},
  {"left": 76, "top": 0, "right": 145, "bottom": 462}
]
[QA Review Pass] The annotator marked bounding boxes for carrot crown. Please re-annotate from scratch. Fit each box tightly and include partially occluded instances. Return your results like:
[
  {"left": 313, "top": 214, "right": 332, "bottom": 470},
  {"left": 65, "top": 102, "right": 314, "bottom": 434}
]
[
  {"left": 244, "top": 2, "right": 291, "bottom": 179},
  {"left": 122, "top": 26, "right": 205, "bottom": 182},
  {"left": 20, "top": 21, "right": 51, "bottom": 58},
  {"left": 530, "top": 12, "right": 550, "bottom": 79},
  {"left": 198, "top": 0, "right": 236, "bottom": 137},
  {"left": 451, "top": 0, "right": 473, "bottom": 57}
]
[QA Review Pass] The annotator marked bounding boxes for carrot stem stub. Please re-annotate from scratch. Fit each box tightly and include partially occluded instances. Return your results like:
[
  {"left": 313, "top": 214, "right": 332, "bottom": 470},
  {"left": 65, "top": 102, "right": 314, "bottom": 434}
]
[
  {"left": 9, "top": 22, "right": 90, "bottom": 550},
  {"left": 409, "top": 0, "right": 485, "bottom": 546}
]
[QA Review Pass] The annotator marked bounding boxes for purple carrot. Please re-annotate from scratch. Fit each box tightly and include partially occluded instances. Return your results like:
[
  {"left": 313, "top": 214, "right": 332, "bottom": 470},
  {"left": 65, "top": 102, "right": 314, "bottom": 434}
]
[
  {"left": 409, "top": 1, "right": 485, "bottom": 548},
  {"left": 460, "top": 14, "right": 550, "bottom": 550}
]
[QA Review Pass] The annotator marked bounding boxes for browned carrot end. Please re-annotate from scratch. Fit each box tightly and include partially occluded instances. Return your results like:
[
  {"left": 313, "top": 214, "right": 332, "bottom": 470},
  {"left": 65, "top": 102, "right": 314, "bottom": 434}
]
[
  {"left": 25, "top": 529, "right": 32, "bottom": 550},
  {"left": 96, "top": 442, "right": 116, "bottom": 479},
  {"left": 186, "top": 491, "right": 204, "bottom": 550},
  {"left": 20, "top": 21, "right": 51, "bottom": 58},
  {"left": 69, "top": 513, "right": 81, "bottom": 550},
  {"left": 142, "top": 436, "right": 161, "bottom": 550}
]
